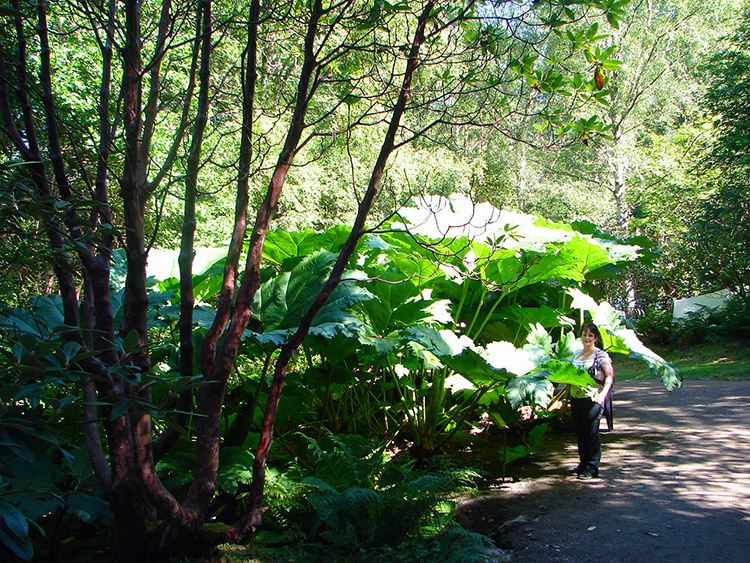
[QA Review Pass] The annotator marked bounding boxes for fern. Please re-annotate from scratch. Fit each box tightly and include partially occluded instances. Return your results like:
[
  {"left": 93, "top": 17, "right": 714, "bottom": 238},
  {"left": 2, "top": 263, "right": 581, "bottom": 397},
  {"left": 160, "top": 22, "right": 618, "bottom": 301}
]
[
  {"left": 295, "top": 430, "right": 387, "bottom": 489},
  {"left": 276, "top": 431, "right": 494, "bottom": 551},
  {"left": 249, "top": 468, "right": 317, "bottom": 542},
  {"left": 399, "top": 525, "right": 506, "bottom": 563}
]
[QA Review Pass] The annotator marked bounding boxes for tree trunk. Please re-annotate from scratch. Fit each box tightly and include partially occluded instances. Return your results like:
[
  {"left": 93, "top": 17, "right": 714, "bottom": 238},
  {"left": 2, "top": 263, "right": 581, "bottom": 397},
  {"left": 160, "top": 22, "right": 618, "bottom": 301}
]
[
  {"left": 227, "top": 0, "right": 436, "bottom": 541},
  {"left": 187, "top": 0, "right": 320, "bottom": 515}
]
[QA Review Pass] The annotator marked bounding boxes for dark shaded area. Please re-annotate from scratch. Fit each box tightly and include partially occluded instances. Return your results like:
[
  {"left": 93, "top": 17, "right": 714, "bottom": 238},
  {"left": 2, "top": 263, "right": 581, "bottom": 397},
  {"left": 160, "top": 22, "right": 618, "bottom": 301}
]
[{"left": 456, "top": 380, "right": 750, "bottom": 562}]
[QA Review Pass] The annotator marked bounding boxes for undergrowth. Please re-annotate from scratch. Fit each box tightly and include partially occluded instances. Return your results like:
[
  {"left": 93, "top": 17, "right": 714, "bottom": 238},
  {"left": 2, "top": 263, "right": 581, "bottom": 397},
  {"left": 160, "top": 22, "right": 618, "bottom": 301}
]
[{"left": 229, "top": 431, "right": 504, "bottom": 562}]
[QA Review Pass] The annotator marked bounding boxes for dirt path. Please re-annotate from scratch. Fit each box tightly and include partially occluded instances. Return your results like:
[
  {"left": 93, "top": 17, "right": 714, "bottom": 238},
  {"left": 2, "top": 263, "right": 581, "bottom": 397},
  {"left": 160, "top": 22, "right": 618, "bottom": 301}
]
[{"left": 456, "top": 380, "right": 750, "bottom": 562}]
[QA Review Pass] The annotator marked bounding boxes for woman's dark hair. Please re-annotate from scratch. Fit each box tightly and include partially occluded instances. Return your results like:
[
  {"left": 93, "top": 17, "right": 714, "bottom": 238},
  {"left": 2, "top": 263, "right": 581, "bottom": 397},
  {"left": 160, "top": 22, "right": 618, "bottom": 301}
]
[{"left": 580, "top": 322, "right": 602, "bottom": 346}]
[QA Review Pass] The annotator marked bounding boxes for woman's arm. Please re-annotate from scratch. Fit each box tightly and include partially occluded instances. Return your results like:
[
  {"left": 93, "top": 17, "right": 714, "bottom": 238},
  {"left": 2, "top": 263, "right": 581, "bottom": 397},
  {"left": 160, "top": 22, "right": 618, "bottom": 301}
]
[{"left": 594, "top": 357, "right": 614, "bottom": 405}]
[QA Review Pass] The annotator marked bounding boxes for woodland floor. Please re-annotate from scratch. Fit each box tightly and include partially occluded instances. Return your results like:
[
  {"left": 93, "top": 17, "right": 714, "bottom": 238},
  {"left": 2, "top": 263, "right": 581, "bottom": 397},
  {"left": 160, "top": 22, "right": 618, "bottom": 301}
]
[{"left": 455, "top": 380, "right": 750, "bottom": 562}]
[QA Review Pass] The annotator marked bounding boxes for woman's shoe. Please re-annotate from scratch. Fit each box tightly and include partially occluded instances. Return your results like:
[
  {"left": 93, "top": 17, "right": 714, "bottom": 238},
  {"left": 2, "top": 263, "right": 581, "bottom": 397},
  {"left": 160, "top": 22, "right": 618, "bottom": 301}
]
[{"left": 577, "top": 469, "right": 599, "bottom": 480}]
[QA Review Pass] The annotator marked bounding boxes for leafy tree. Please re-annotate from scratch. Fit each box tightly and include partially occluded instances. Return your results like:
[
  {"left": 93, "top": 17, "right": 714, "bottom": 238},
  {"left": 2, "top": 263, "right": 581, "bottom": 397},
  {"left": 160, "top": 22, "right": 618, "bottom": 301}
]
[
  {"left": 688, "top": 4, "right": 750, "bottom": 298},
  {"left": 470, "top": 0, "right": 736, "bottom": 311}
]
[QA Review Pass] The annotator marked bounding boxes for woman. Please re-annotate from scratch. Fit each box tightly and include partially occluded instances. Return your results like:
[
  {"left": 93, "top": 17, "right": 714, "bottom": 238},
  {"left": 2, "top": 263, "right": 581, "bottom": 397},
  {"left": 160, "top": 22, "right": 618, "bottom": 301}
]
[{"left": 569, "top": 323, "right": 614, "bottom": 479}]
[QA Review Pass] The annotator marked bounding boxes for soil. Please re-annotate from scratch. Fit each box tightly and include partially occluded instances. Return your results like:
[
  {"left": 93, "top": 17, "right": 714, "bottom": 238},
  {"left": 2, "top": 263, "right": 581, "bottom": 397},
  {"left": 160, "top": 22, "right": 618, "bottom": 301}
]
[{"left": 455, "top": 380, "right": 750, "bottom": 563}]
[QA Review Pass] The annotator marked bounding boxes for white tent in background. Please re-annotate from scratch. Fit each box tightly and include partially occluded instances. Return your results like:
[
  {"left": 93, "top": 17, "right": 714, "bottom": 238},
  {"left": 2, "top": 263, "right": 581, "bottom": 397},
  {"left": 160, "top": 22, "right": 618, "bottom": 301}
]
[{"left": 673, "top": 289, "right": 731, "bottom": 320}]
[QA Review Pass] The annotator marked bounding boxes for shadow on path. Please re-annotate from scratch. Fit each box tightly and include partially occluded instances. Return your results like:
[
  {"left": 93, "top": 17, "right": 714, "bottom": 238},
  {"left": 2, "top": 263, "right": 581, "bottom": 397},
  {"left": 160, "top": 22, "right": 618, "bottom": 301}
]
[{"left": 456, "top": 380, "right": 750, "bottom": 562}]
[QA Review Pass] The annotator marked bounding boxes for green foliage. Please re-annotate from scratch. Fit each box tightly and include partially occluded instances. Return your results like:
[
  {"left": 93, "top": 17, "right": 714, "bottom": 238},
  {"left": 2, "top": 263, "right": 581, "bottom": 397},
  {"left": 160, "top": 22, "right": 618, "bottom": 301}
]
[
  {"left": 502, "top": 423, "right": 549, "bottom": 464},
  {"left": 568, "top": 288, "right": 680, "bottom": 390},
  {"left": 702, "top": 7, "right": 750, "bottom": 172},
  {"left": 262, "top": 431, "right": 493, "bottom": 554},
  {"left": 0, "top": 172, "right": 54, "bottom": 307},
  {"left": 637, "top": 296, "right": 750, "bottom": 348},
  {"left": 632, "top": 308, "right": 677, "bottom": 347},
  {"left": 248, "top": 249, "right": 371, "bottom": 349},
  {"left": 687, "top": 174, "right": 750, "bottom": 294},
  {"left": 0, "top": 0, "right": 721, "bottom": 558},
  {"left": 0, "top": 377, "right": 111, "bottom": 561},
  {"left": 253, "top": 197, "right": 672, "bottom": 459}
]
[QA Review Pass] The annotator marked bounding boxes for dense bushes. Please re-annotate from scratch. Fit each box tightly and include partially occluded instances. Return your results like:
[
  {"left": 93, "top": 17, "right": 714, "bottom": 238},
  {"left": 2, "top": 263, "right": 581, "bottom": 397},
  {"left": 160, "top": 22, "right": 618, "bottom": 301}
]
[{"left": 635, "top": 296, "right": 750, "bottom": 347}]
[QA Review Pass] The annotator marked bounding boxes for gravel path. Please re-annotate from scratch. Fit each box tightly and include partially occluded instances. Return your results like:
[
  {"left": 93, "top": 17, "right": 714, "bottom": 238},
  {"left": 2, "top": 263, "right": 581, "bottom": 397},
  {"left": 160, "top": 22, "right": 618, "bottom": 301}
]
[{"left": 456, "top": 380, "right": 750, "bottom": 562}]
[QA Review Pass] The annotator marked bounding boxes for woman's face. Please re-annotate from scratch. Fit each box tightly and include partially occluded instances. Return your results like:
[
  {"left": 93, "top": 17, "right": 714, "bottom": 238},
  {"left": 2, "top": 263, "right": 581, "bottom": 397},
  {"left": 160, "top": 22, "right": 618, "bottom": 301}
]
[{"left": 581, "top": 329, "right": 598, "bottom": 347}]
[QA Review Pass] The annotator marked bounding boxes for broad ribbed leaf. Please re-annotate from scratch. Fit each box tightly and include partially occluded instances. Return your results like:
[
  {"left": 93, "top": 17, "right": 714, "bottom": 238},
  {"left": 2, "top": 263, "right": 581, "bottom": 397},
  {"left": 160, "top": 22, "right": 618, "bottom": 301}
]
[
  {"left": 381, "top": 252, "right": 444, "bottom": 289},
  {"left": 491, "top": 303, "right": 573, "bottom": 330},
  {"left": 65, "top": 491, "right": 113, "bottom": 525},
  {"left": 526, "top": 323, "right": 553, "bottom": 355},
  {"left": 401, "top": 326, "right": 509, "bottom": 386},
  {"left": 505, "top": 372, "right": 554, "bottom": 409},
  {"left": 253, "top": 250, "right": 338, "bottom": 329},
  {"left": 554, "top": 331, "right": 579, "bottom": 359},
  {"left": 216, "top": 447, "right": 255, "bottom": 494},
  {"left": 406, "top": 326, "right": 474, "bottom": 357},
  {"left": 569, "top": 289, "right": 681, "bottom": 390},
  {"left": 0, "top": 501, "right": 33, "bottom": 560},
  {"left": 486, "top": 341, "right": 548, "bottom": 376},
  {"left": 442, "top": 349, "right": 512, "bottom": 386},
  {"left": 358, "top": 333, "right": 399, "bottom": 356},
  {"left": 358, "top": 270, "right": 449, "bottom": 335},
  {"left": 147, "top": 247, "right": 227, "bottom": 282},
  {"left": 262, "top": 226, "right": 351, "bottom": 266},
  {"left": 247, "top": 250, "right": 370, "bottom": 348},
  {"left": 606, "top": 327, "right": 680, "bottom": 390},
  {"left": 0, "top": 296, "right": 65, "bottom": 337},
  {"left": 540, "top": 360, "right": 594, "bottom": 386}
]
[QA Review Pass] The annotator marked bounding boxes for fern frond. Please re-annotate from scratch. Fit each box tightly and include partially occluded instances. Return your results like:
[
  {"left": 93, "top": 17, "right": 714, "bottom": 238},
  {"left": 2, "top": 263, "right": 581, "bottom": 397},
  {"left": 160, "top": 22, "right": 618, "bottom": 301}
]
[
  {"left": 430, "top": 525, "right": 506, "bottom": 563},
  {"left": 302, "top": 475, "right": 337, "bottom": 493},
  {"left": 340, "top": 486, "right": 381, "bottom": 508}
]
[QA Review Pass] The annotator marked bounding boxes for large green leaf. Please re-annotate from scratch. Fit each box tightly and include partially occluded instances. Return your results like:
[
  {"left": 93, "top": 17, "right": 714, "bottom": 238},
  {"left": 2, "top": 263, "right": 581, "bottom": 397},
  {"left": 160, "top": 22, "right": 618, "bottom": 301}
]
[
  {"left": 357, "top": 272, "right": 421, "bottom": 334},
  {"left": 0, "top": 295, "right": 65, "bottom": 338},
  {"left": 505, "top": 372, "right": 554, "bottom": 409},
  {"left": 358, "top": 333, "right": 400, "bottom": 356},
  {"left": 490, "top": 303, "right": 574, "bottom": 331},
  {"left": 486, "top": 341, "right": 548, "bottom": 376},
  {"left": 246, "top": 250, "right": 371, "bottom": 349},
  {"left": 540, "top": 360, "right": 595, "bottom": 386},
  {"left": 65, "top": 491, "right": 113, "bottom": 525},
  {"left": 253, "top": 250, "right": 338, "bottom": 329},
  {"left": 605, "top": 327, "right": 680, "bottom": 390},
  {"left": 262, "top": 226, "right": 352, "bottom": 267},
  {"left": 146, "top": 247, "right": 228, "bottom": 282},
  {"left": 358, "top": 271, "right": 453, "bottom": 336},
  {"left": 406, "top": 325, "right": 475, "bottom": 358},
  {"left": 216, "top": 447, "right": 255, "bottom": 494},
  {"left": 442, "top": 350, "right": 512, "bottom": 387},
  {"left": 401, "top": 326, "right": 510, "bottom": 386},
  {"left": 382, "top": 252, "right": 445, "bottom": 289},
  {"left": 0, "top": 501, "right": 33, "bottom": 560}
]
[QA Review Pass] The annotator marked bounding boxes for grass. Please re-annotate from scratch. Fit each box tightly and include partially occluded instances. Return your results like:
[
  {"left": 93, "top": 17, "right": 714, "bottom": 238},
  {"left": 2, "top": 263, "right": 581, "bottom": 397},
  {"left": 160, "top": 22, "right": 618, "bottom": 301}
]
[{"left": 615, "top": 339, "right": 750, "bottom": 381}]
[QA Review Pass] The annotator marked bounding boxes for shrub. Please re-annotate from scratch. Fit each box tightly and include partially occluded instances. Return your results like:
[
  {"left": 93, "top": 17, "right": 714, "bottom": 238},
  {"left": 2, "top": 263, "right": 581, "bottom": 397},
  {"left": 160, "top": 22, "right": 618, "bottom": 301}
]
[
  {"left": 639, "top": 296, "right": 750, "bottom": 348},
  {"left": 258, "top": 431, "right": 496, "bottom": 556},
  {"left": 633, "top": 308, "right": 677, "bottom": 346}
]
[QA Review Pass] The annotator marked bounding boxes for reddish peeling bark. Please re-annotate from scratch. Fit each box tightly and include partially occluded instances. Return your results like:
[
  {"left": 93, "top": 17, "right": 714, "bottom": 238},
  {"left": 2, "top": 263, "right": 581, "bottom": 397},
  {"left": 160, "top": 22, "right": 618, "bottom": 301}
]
[
  {"left": 2, "top": 1, "right": 80, "bottom": 328},
  {"left": 188, "top": 0, "right": 323, "bottom": 514},
  {"left": 227, "top": 1, "right": 436, "bottom": 540},
  {"left": 154, "top": 0, "right": 212, "bottom": 464},
  {"left": 132, "top": 0, "right": 216, "bottom": 530},
  {"left": 4, "top": 1, "right": 207, "bottom": 556},
  {"left": 199, "top": 0, "right": 260, "bottom": 366}
]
